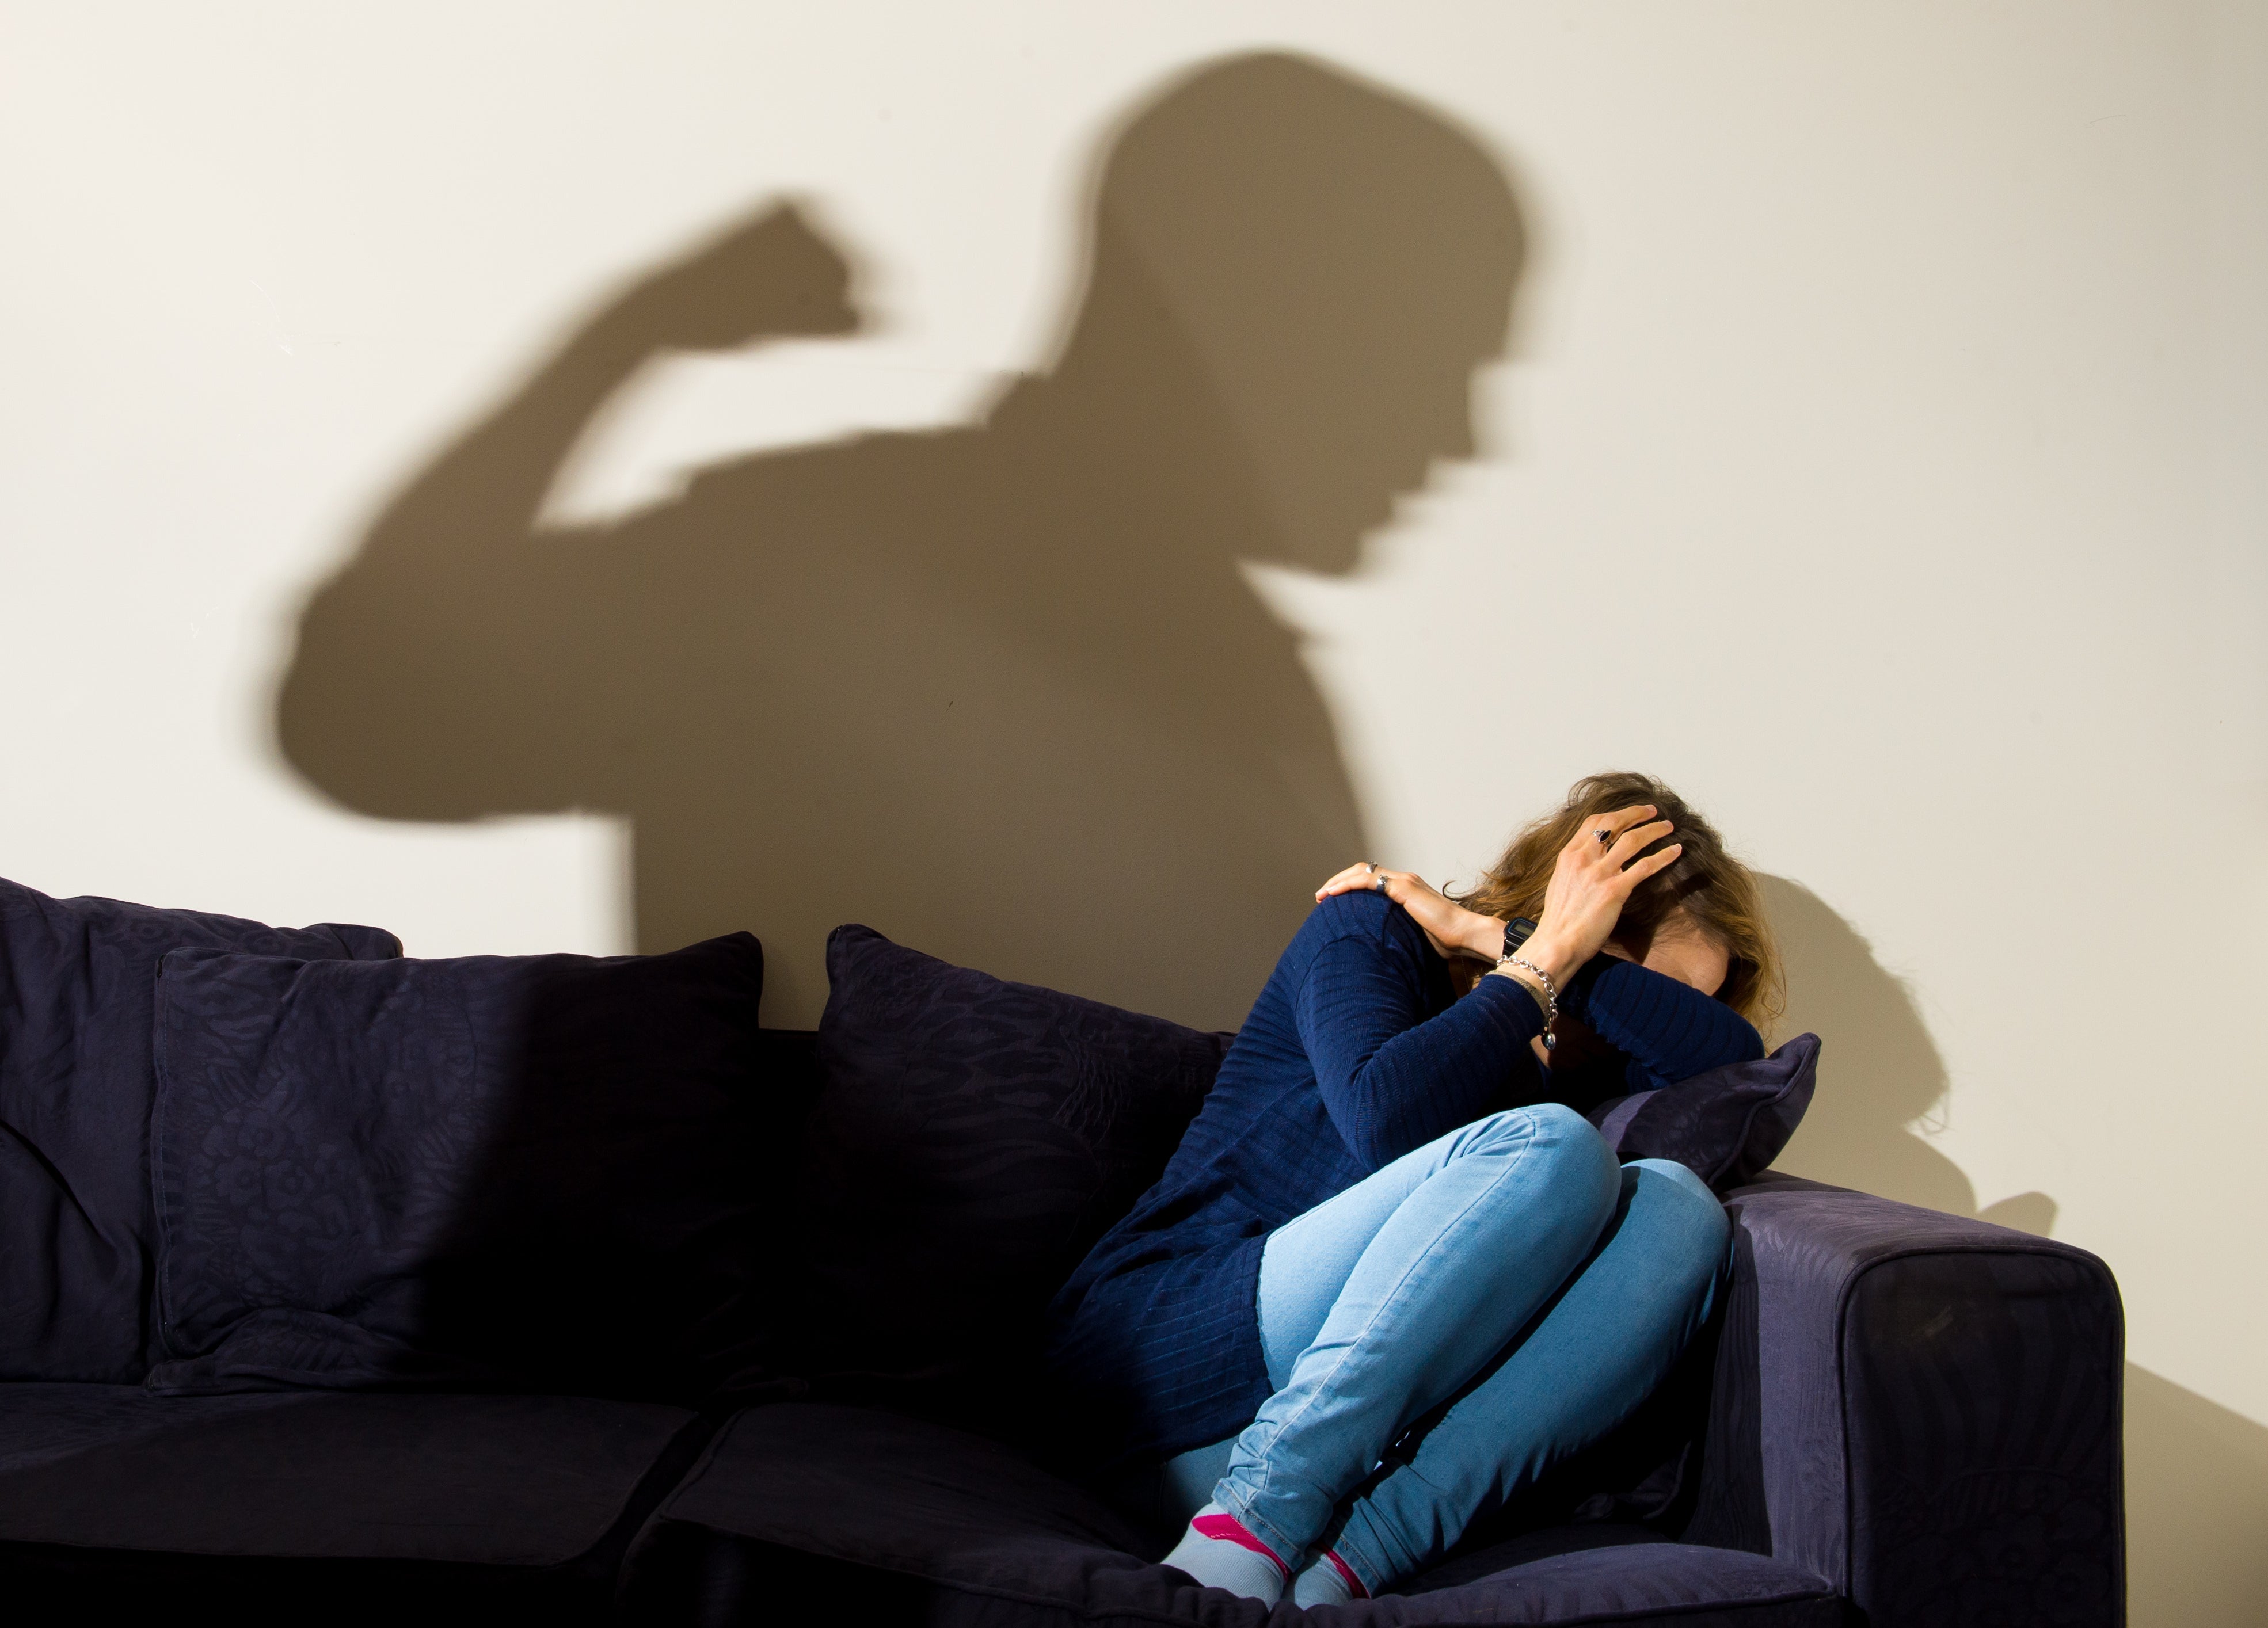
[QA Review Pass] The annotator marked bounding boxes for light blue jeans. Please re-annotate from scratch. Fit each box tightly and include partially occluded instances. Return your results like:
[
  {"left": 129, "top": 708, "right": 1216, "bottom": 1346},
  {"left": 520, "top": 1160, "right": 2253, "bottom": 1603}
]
[{"left": 1152, "top": 1104, "right": 1729, "bottom": 1593}]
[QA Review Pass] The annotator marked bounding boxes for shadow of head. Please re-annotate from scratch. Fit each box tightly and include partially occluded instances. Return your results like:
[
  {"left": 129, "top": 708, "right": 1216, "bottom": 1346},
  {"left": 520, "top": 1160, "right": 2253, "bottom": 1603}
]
[
  {"left": 1760, "top": 873, "right": 2001, "bottom": 1219},
  {"left": 1758, "top": 876, "right": 2059, "bottom": 1233},
  {"left": 1052, "top": 52, "right": 1526, "bottom": 574}
]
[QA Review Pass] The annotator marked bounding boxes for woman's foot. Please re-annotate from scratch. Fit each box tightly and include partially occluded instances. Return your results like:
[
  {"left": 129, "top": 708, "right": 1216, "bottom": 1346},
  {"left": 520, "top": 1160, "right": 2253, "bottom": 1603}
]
[
  {"left": 1291, "top": 1549, "right": 1370, "bottom": 1606},
  {"left": 1160, "top": 1502, "right": 1290, "bottom": 1602}
]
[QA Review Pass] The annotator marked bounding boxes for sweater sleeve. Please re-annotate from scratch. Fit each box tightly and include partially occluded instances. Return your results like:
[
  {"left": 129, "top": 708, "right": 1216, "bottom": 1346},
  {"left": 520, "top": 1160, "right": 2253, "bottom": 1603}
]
[
  {"left": 1562, "top": 957, "right": 1764, "bottom": 1091},
  {"left": 1295, "top": 931, "right": 1547, "bottom": 1172}
]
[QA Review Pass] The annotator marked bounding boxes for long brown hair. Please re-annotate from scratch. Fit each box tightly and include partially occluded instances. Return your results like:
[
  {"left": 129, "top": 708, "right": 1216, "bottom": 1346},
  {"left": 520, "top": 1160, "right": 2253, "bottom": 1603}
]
[{"left": 1452, "top": 771, "right": 1784, "bottom": 1033}]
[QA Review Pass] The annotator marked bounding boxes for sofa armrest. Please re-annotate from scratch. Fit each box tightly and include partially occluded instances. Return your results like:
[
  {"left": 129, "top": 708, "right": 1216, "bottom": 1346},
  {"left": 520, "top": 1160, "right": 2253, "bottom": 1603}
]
[{"left": 1680, "top": 1173, "right": 2124, "bottom": 1627}]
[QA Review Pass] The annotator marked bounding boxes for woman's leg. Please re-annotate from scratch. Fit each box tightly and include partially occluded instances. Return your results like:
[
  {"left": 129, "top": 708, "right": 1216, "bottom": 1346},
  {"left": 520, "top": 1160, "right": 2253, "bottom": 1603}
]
[
  {"left": 1135, "top": 1123, "right": 1500, "bottom": 1543},
  {"left": 1314, "top": 1158, "right": 1731, "bottom": 1596},
  {"left": 1172, "top": 1103, "right": 1621, "bottom": 1582}
]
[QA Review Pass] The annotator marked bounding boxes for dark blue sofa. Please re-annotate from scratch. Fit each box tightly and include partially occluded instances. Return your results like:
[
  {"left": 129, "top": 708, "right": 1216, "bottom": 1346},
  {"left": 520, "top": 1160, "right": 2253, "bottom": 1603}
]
[
  {"left": 603, "top": 1166, "right": 2124, "bottom": 1627},
  {"left": 0, "top": 887, "right": 2123, "bottom": 1626}
]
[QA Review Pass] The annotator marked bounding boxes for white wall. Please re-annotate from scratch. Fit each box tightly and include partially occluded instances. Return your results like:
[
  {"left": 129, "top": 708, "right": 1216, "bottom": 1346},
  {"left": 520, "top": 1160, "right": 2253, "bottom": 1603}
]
[{"left": 2, "top": 5, "right": 2259, "bottom": 1618}]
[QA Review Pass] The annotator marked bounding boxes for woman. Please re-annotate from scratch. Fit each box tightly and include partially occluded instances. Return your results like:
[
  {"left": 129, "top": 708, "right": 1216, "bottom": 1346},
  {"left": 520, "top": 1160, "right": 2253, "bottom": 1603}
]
[{"left": 1042, "top": 772, "right": 1782, "bottom": 1605}]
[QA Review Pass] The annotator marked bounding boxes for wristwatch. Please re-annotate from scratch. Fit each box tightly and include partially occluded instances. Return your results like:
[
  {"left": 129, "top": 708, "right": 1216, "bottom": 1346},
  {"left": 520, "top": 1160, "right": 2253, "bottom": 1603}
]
[{"left": 1499, "top": 917, "right": 1538, "bottom": 963}]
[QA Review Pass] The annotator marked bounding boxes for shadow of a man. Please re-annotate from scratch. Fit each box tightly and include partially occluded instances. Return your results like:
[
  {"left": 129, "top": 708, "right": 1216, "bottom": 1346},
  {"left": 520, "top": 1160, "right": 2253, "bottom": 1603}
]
[{"left": 278, "top": 52, "right": 1525, "bottom": 1028}]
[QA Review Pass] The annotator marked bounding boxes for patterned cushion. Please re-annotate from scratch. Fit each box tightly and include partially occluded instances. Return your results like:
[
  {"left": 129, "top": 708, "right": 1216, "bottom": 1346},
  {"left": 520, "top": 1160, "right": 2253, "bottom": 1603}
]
[
  {"left": 147, "top": 934, "right": 801, "bottom": 1402},
  {"left": 1586, "top": 1035, "right": 1820, "bottom": 1192},
  {"left": 0, "top": 876, "right": 398, "bottom": 1383},
  {"left": 791, "top": 927, "right": 1230, "bottom": 1428}
]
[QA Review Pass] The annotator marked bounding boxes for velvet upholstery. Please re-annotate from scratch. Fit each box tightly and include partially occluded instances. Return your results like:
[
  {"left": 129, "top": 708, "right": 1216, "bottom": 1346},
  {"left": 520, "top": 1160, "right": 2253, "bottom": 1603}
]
[
  {"left": 1585, "top": 1033, "right": 1820, "bottom": 1192},
  {"left": 0, "top": 877, "right": 398, "bottom": 1384},
  {"left": 147, "top": 933, "right": 797, "bottom": 1402},
  {"left": 1679, "top": 1173, "right": 2125, "bottom": 1627},
  {"left": 617, "top": 1402, "right": 1845, "bottom": 1627},
  {"left": 0, "top": 1382, "right": 707, "bottom": 1625},
  {"left": 0, "top": 872, "right": 2128, "bottom": 1626},
  {"left": 616, "top": 1166, "right": 2126, "bottom": 1628},
  {"left": 791, "top": 926, "right": 1231, "bottom": 1430}
]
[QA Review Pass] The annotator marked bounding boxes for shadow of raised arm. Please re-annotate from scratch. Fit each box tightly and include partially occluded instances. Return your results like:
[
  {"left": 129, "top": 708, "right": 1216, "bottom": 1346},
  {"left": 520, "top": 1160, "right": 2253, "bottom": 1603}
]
[
  {"left": 277, "top": 202, "right": 862, "bottom": 819},
  {"left": 270, "top": 52, "right": 1522, "bottom": 1030}
]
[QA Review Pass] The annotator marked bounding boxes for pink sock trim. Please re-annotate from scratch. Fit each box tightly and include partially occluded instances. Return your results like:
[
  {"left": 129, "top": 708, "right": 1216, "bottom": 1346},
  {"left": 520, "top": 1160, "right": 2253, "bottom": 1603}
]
[
  {"left": 1324, "top": 1549, "right": 1369, "bottom": 1599},
  {"left": 1191, "top": 1513, "right": 1289, "bottom": 1579}
]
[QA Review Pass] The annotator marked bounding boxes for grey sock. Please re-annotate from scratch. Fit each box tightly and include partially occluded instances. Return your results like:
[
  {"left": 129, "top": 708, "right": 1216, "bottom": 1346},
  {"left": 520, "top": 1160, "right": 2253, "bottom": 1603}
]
[
  {"left": 1159, "top": 1501, "right": 1288, "bottom": 1603},
  {"left": 1291, "top": 1548, "right": 1367, "bottom": 1606}
]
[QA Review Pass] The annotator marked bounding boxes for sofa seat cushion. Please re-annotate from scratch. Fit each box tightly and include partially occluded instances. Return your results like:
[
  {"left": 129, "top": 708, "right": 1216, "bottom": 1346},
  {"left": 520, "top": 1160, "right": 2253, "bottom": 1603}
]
[
  {"left": 0, "top": 1383, "right": 695, "bottom": 1566},
  {"left": 620, "top": 1402, "right": 1843, "bottom": 1627}
]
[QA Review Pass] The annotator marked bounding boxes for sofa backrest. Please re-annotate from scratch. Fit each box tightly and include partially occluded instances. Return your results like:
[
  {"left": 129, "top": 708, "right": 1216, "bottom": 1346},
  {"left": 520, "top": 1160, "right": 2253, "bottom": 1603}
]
[
  {"left": 0, "top": 877, "right": 399, "bottom": 1383},
  {"left": 783, "top": 925, "right": 1229, "bottom": 1438}
]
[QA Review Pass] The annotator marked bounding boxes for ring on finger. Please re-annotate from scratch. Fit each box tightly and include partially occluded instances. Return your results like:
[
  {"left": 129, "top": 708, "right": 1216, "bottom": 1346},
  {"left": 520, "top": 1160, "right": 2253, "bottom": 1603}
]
[{"left": 1595, "top": 829, "right": 1612, "bottom": 844}]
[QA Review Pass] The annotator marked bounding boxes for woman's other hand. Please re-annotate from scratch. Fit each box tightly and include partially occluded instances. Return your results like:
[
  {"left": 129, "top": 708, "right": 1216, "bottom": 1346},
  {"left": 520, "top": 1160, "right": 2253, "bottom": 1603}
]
[
  {"left": 1316, "top": 864, "right": 1503, "bottom": 962},
  {"left": 1515, "top": 806, "right": 1681, "bottom": 986}
]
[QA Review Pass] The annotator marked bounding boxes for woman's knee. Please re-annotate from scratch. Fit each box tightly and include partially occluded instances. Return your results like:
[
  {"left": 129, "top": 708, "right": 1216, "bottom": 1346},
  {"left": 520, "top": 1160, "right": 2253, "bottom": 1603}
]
[
  {"left": 1463, "top": 1104, "right": 1619, "bottom": 1215},
  {"left": 1623, "top": 1158, "right": 1733, "bottom": 1286}
]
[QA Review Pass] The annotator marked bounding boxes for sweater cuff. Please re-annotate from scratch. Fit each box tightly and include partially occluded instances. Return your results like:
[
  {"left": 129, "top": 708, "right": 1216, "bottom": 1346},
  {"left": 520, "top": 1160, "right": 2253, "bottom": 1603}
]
[
  {"left": 1558, "top": 954, "right": 1616, "bottom": 1023},
  {"left": 1476, "top": 966, "right": 1551, "bottom": 1034}
]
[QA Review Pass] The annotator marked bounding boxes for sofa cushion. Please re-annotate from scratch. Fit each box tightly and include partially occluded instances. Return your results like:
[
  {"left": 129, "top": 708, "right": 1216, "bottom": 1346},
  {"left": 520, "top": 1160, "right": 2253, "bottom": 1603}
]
[
  {"left": 147, "top": 933, "right": 800, "bottom": 1403},
  {"left": 0, "top": 1381, "right": 703, "bottom": 1622},
  {"left": 0, "top": 877, "right": 399, "bottom": 1384},
  {"left": 0, "top": 1382, "right": 690, "bottom": 1561},
  {"left": 618, "top": 1402, "right": 1844, "bottom": 1627},
  {"left": 1586, "top": 1034, "right": 1820, "bottom": 1192},
  {"left": 791, "top": 927, "right": 1230, "bottom": 1424}
]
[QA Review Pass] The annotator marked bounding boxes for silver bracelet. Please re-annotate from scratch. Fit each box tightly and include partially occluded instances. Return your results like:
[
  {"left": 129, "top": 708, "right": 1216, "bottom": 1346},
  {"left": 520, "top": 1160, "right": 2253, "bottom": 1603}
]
[{"left": 1499, "top": 954, "right": 1558, "bottom": 1050}]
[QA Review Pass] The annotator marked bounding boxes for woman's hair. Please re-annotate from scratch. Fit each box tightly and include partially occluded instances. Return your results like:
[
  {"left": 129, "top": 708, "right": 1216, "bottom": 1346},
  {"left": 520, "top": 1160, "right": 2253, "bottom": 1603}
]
[{"left": 1452, "top": 771, "right": 1785, "bottom": 1032}]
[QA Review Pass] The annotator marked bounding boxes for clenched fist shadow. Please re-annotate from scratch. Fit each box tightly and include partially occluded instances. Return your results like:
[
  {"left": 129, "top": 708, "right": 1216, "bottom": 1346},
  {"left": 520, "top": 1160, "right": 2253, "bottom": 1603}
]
[{"left": 277, "top": 52, "right": 1525, "bottom": 1028}]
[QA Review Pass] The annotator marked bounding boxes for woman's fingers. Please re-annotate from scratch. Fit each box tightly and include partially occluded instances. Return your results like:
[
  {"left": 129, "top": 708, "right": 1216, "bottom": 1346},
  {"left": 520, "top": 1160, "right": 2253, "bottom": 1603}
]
[
  {"left": 1528, "top": 805, "right": 1689, "bottom": 970},
  {"left": 1317, "top": 861, "right": 1421, "bottom": 901},
  {"left": 1316, "top": 862, "right": 1379, "bottom": 899},
  {"left": 1567, "top": 804, "right": 1657, "bottom": 855},
  {"left": 1600, "top": 804, "right": 1660, "bottom": 843},
  {"left": 1616, "top": 842, "right": 1684, "bottom": 891},
  {"left": 1316, "top": 865, "right": 1453, "bottom": 912},
  {"left": 1604, "top": 817, "right": 1677, "bottom": 871}
]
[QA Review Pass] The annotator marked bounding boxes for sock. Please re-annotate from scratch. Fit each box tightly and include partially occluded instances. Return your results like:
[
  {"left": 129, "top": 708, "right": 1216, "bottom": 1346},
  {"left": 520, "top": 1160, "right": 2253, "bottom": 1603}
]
[
  {"left": 1291, "top": 1548, "right": 1370, "bottom": 1607},
  {"left": 1160, "top": 1502, "right": 1289, "bottom": 1603}
]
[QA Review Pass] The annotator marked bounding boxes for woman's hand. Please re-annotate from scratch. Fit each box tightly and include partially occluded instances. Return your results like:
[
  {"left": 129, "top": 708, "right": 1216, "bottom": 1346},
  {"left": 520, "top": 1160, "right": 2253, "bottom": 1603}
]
[
  {"left": 1315, "top": 863, "right": 1504, "bottom": 962},
  {"left": 1510, "top": 805, "right": 1683, "bottom": 987}
]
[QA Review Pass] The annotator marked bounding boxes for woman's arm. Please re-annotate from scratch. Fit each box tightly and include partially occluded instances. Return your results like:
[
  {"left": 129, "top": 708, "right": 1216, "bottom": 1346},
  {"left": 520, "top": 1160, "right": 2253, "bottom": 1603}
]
[
  {"left": 1562, "top": 955, "right": 1764, "bottom": 1089},
  {"left": 1313, "top": 806, "right": 1722, "bottom": 1105},
  {"left": 1315, "top": 806, "right": 1687, "bottom": 1033},
  {"left": 1295, "top": 915, "right": 1547, "bottom": 1172}
]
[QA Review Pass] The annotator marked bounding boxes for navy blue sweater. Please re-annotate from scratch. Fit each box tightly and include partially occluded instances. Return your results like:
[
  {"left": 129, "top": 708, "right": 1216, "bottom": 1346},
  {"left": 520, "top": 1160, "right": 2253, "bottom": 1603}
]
[{"left": 1042, "top": 890, "right": 1762, "bottom": 1463}]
